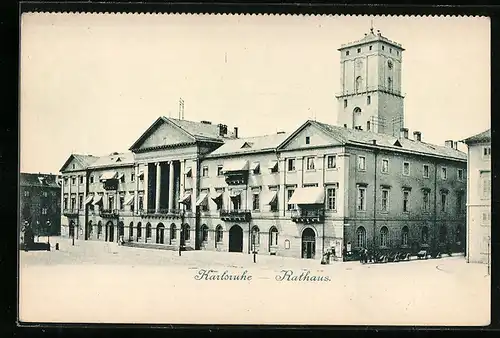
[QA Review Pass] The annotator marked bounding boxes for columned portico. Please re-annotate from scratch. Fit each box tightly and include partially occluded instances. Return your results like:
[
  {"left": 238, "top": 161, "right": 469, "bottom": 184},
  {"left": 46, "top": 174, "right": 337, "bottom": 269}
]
[
  {"left": 155, "top": 162, "right": 162, "bottom": 213},
  {"left": 169, "top": 161, "right": 175, "bottom": 211}
]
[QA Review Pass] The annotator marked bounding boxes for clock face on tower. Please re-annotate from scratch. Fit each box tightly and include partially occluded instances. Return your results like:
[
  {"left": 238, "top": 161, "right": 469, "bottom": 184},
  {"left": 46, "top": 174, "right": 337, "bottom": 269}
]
[{"left": 387, "top": 60, "right": 393, "bottom": 69}]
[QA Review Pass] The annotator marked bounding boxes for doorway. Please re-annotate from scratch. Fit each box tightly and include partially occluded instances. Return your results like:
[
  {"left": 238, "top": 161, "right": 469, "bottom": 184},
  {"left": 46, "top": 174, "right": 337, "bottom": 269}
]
[
  {"left": 229, "top": 225, "right": 243, "bottom": 252},
  {"left": 157, "top": 223, "right": 165, "bottom": 244},
  {"left": 106, "top": 221, "right": 115, "bottom": 242},
  {"left": 302, "top": 227, "right": 316, "bottom": 259}
]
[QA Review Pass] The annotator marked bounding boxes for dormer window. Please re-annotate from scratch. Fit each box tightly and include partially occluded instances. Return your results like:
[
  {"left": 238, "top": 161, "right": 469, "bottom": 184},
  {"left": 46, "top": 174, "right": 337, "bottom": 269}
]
[
  {"left": 346, "top": 51, "right": 350, "bottom": 56},
  {"left": 305, "top": 136, "right": 310, "bottom": 145},
  {"left": 357, "top": 48, "right": 361, "bottom": 53}
]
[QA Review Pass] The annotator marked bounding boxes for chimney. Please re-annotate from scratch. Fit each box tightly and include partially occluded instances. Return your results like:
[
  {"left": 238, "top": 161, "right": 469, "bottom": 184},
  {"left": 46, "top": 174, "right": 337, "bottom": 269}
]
[
  {"left": 372, "top": 140, "right": 377, "bottom": 145},
  {"left": 218, "top": 123, "right": 227, "bottom": 136},
  {"left": 413, "top": 131, "right": 422, "bottom": 142},
  {"left": 444, "top": 140, "right": 454, "bottom": 148},
  {"left": 453, "top": 141, "right": 458, "bottom": 149},
  {"left": 400, "top": 127, "right": 409, "bottom": 139},
  {"left": 234, "top": 127, "right": 238, "bottom": 138},
  {"left": 277, "top": 131, "right": 285, "bottom": 134}
]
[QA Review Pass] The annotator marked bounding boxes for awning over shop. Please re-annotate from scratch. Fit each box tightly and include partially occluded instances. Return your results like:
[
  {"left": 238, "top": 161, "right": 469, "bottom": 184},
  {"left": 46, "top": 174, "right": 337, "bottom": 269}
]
[
  {"left": 117, "top": 173, "right": 124, "bottom": 180},
  {"left": 268, "top": 160, "right": 278, "bottom": 171},
  {"left": 264, "top": 190, "right": 278, "bottom": 205},
  {"left": 250, "top": 162, "right": 260, "bottom": 173},
  {"left": 288, "top": 187, "right": 324, "bottom": 205},
  {"left": 100, "top": 171, "right": 117, "bottom": 181},
  {"left": 124, "top": 195, "right": 134, "bottom": 206},
  {"left": 138, "top": 171, "right": 144, "bottom": 178},
  {"left": 223, "top": 160, "right": 249, "bottom": 173},
  {"left": 230, "top": 190, "right": 242, "bottom": 199},
  {"left": 92, "top": 195, "right": 103, "bottom": 205},
  {"left": 196, "top": 193, "right": 209, "bottom": 206},
  {"left": 84, "top": 195, "right": 94, "bottom": 205},
  {"left": 179, "top": 192, "right": 192, "bottom": 204},
  {"left": 185, "top": 167, "right": 192, "bottom": 176},
  {"left": 211, "top": 191, "right": 223, "bottom": 202}
]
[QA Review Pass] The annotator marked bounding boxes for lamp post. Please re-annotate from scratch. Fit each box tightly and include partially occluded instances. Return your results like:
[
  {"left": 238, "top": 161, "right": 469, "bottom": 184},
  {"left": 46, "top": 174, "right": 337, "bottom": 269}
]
[
  {"left": 179, "top": 209, "right": 185, "bottom": 257},
  {"left": 46, "top": 220, "right": 51, "bottom": 245}
]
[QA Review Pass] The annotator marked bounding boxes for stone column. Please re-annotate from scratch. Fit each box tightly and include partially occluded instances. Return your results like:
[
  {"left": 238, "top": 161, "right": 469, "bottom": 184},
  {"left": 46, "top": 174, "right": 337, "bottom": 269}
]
[
  {"left": 279, "top": 158, "right": 286, "bottom": 215},
  {"left": 192, "top": 159, "right": 198, "bottom": 212},
  {"left": 169, "top": 161, "right": 175, "bottom": 211},
  {"left": 143, "top": 163, "right": 148, "bottom": 212},
  {"left": 134, "top": 164, "right": 139, "bottom": 214},
  {"left": 179, "top": 160, "right": 185, "bottom": 211},
  {"left": 155, "top": 162, "right": 162, "bottom": 213}
]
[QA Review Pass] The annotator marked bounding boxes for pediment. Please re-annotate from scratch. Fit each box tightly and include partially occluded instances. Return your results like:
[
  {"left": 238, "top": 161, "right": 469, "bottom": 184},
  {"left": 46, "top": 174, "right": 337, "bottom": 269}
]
[
  {"left": 279, "top": 122, "right": 343, "bottom": 150},
  {"left": 59, "top": 155, "right": 88, "bottom": 173},
  {"left": 130, "top": 118, "right": 195, "bottom": 151}
]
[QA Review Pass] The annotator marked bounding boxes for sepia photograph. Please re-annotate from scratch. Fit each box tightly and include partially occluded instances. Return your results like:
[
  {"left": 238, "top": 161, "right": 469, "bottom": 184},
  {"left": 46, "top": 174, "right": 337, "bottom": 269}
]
[{"left": 19, "top": 12, "right": 491, "bottom": 326}]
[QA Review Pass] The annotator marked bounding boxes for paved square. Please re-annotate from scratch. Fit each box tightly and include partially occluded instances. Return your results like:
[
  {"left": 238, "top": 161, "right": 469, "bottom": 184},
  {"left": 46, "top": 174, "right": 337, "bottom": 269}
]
[{"left": 19, "top": 237, "right": 490, "bottom": 325}]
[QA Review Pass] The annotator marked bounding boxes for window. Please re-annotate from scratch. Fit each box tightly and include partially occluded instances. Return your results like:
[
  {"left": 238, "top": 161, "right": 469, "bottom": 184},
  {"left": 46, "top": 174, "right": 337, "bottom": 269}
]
[
  {"left": 387, "top": 77, "right": 393, "bottom": 90},
  {"left": 381, "top": 189, "right": 389, "bottom": 212},
  {"left": 441, "top": 167, "right": 447, "bottom": 180},
  {"left": 423, "top": 164, "right": 430, "bottom": 178},
  {"left": 346, "top": 51, "right": 350, "bottom": 56},
  {"left": 421, "top": 227, "right": 429, "bottom": 244},
  {"left": 201, "top": 225, "right": 209, "bottom": 242},
  {"left": 401, "top": 226, "right": 409, "bottom": 246},
  {"left": 367, "top": 96, "right": 371, "bottom": 105},
  {"left": 382, "top": 45, "right": 385, "bottom": 50},
  {"left": 170, "top": 224, "right": 176, "bottom": 241},
  {"left": 389, "top": 48, "right": 392, "bottom": 53},
  {"left": 287, "top": 189, "right": 295, "bottom": 210},
  {"left": 327, "top": 155, "right": 336, "bottom": 169},
  {"left": 381, "top": 159, "right": 389, "bottom": 173},
  {"left": 358, "top": 156, "right": 366, "bottom": 171},
  {"left": 356, "top": 227, "right": 366, "bottom": 248},
  {"left": 215, "top": 225, "right": 223, "bottom": 243},
  {"left": 355, "top": 76, "right": 363, "bottom": 92},
  {"left": 129, "top": 222, "right": 134, "bottom": 238},
  {"left": 456, "top": 169, "right": 463, "bottom": 181},
  {"left": 357, "top": 187, "right": 366, "bottom": 211},
  {"left": 72, "top": 164, "right": 75, "bottom": 169},
  {"left": 217, "top": 165, "right": 223, "bottom": 176},
  {"left": 423, "top": 190, "right": 430, "bottom": 212},
  {"left": 64, "top": 197, "right": 68, "bottom": 210},
  {"left": 366, "top": 121, "right": 371, "bottom": 131},
  {"left": 380, "top": 227, "right": 389, "bottom": 247},
  {"left": 71, "top": 198, "right": 76, "bottom": 210},
  {"left": 184, "top": 225, "right": 191, "bottom": 241},
  {"left": 305, "top": 136, "right": 310, "bottom": 145},
  {"left": 439, "top": 226, "right": 447, "bottom": 244},
  {"left": 42, "top": 191, "right": 48, "bottom": 197},
  {"left": 71, "top": 177, "right": 76, "bottom": 185},
  {"left": 79, "top": 195, "right": 83, "bottom": 210},
  {"left": 119, "top": 196, "right": 125, "bottom": 210},
  {"left": 403, "top": 162, "right": 410, "bottom": 176},
  {"left": 202, "top": 166, "right": 209, "bottom": 177},
  {"left": 146, "top": 223, "right": 152, "bottom": 238},
  {"left": 369, "top": 45, "right": 372, "bottom": 51},
  {"left": 326, "top": 188, "right": 336, "bottom": 210},
  {"left": 251, "top": 226, "right": 260, "bottom": 246},
  {"left": 138, "top": 196, "right": 144, "bottom": 210},
  {"left": 24, "top": 190, "right": 30, "bottom": 197},
  {"left": 79, "top": 176, "right": 84, "bottom": 184},
  {"left": 403, "top": 190, "right": 410, "bottom": 212},
  {"left": 456, "top": 192, "right": 464, "bottom": 213},
  {"left": 480, "top": 171, "right": 491, "bottom": 200},
  {"left": 131, "top": 172, "right": 135, "bottom": 182},
  {"left": 90, "top": 176, "right": 94, "bottom": 184},
  {"left": 344, "top": 99, "right": 348, "bottom": 108},
  {"left": 306, "top": 157, "right": 315, "bottom": 170},
  {"left": 483, "top": 146, "right": 491, "bottom": 159},
  {"left": 252, "top": 192, "right": 260, "bottom": 211},
  {"left": 287, "top": 158, "right": 296, "bottom": 171},
  {"left": 119, "top": 174, "right": 125, "bottom": 183},
  {"left": 108, "top": 196, "right": 114, "bottom": 210},
  {"left": 269, "top": 227, "right": 279, "bottom": 247},
  {"left": 481, "top": 210, "right": 491, "bottom": 226},
  {"left": 252, "top": 162, "right": 261, "bottom": 175},
  {"left": 41, "top": 208, "right": 47, "bottom": 215},
  {"left": 441, "top": 193, "right": 447, "bottom": 212},
  {"left": 357, "top": 48, "right": 361, "bottom": 53}
]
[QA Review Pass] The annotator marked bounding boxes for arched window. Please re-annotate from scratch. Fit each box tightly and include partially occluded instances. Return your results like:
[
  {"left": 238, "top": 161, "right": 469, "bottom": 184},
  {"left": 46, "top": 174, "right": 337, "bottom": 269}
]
[
  {"left": 146, "top": 222, "right": 151, "bottom": 239},
  {"left": 129, "top": 222, "right": 134, "bottom": 239},
  {"left": 97, "top": 221, "right": 103, "bottom": 239},
  {"left": 353, "top": 107, "right": 362, "bottom": 114},
  {"left": 170, "top": 223, "right": 176, "bottom": 244},
  {"left": 215, "top": 225, "right": 223, "bottom": 243},
  {"left": 184, "top": 224, "right": 190, "bottom": 241},
  {"left": 380, "top": 226, "right": 389, "bottom": 247},
  {"left": 88, "top": 220, "right": 93, "bottom": 236},
  {"left": 387, "top": 77, "right": 393, "bottom": 91},
  {"left": 421, "top": 226, "right": 428, "bottom": 244},
  {"left": 439, "top": 225, "right": 447, "bottom": 244},
  {"left": 251, "top": 226, "right": 260, "bottom": 245},
  {"left": 355, "top": 76, "right": 363, "bottom": 92},
  {"left": 356, "top": 226, "right": 366, "bottom": 248},
  {"left": 269, "top": 226, "right": 279, "bottom": 247},
  {"left": 401, "top": 226, "right": 409, "bottom": 246},
  {"left": 201, "top": 224, "right": 209, "bottom": 242}
]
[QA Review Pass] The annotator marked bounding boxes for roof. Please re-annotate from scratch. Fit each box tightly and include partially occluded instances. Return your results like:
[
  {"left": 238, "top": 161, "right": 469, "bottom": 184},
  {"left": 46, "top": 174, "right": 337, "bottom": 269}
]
[
  {"left": 87, "top": 152, "right": 135, "bottom": 169},
  {"left": 338, "top": 29, "right": 404, "bottom": 51},
  {"left": 207, "top": 132, "right": 291, "bottom": 157},
  {"left": 312, "top": 121, "right": 467, "bottom": 161},
  {"left": 20, "top": 173, "right": 60, "bottom": 188},
  {"left": 463, "top": 129, "right": 491, "bottom": 145},
  {"left": 165, "top": 117, "right": 237, "bottom": 142},
  {"left": 59, "top": 154, "right": 99, "bottom": 172}
]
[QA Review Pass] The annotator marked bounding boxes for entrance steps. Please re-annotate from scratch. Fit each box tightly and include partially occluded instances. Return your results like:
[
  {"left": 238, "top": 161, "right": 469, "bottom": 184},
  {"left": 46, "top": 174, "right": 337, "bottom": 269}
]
[{"left": 122, "top": 241, "right": 194, "bottom": 251}]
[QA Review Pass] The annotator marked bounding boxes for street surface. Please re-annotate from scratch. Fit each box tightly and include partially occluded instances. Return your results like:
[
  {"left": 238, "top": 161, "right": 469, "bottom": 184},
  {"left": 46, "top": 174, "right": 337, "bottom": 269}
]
[{"left": 19, "top": 237, "right": 490, "bottom": 326}]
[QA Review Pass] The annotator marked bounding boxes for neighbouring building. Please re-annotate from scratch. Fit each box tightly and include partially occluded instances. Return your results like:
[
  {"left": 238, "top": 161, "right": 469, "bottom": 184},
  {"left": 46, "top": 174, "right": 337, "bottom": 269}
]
[
  {"left": 59, "top": 28, "right": 468, "bottom": 260},
  {"left": 20, "top": 172, "right": 61, "bottom": 237},
  {"left": 463, "top": 129, "right": 491, "bottom": 264}
]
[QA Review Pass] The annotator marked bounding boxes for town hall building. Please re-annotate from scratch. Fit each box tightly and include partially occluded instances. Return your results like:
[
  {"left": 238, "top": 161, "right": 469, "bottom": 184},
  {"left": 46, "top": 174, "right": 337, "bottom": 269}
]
[{"left": 59, "top": 28, "right": 467, "bottom": 260}]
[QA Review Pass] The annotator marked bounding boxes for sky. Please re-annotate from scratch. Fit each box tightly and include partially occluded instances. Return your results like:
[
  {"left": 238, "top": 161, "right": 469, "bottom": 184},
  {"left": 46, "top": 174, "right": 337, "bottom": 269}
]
[{"left": 20, "top": 13, "right": 490, "bottom": 174}]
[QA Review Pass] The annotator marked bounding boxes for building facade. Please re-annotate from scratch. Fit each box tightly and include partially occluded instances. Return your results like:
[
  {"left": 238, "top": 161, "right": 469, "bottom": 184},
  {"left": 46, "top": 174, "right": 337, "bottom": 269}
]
[
  {"left": 59, "top": 28, "right": 468, "bottom": 260},
  {"left": 463, "top": 129, "right": 491, "bottom": 264},
  {"left": 20, "top": 173, "right": 61, "bottom": 237}
]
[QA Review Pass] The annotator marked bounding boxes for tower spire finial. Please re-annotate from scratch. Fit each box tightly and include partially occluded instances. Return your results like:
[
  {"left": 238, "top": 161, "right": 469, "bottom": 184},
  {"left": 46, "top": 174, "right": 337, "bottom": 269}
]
[{"left": 370, "top": 19, "right": 374, "bottom": 33}]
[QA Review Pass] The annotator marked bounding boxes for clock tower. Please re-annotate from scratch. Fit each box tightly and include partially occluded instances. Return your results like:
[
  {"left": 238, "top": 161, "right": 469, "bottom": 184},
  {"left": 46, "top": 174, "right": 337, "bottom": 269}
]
[{"left": 335, "top": 28, "right": 405, "bottom": 137}]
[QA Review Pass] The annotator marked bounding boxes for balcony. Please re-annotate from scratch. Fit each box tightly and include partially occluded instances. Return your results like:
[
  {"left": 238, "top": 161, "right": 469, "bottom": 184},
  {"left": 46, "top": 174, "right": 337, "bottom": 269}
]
[
  {"left": 63, "top": 209, "right": 79, "bottom": 217},
  {"left": 220, "top": 209, "right": 251, "bottom": 222},
  {"left": 99, "top": 208, "right": 119, "bottom": 218},
  {"left": 291, "top": 209, "right": 325, "bottom": 224},
  {"left": 139, "top": 209, "right": 183, "bottom": 219},
  {"left": 335, "top": 85, "right": 404, "bottom": 98}
]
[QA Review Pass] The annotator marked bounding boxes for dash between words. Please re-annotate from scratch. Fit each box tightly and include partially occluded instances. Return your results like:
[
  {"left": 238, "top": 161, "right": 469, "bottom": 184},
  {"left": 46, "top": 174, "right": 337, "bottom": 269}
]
[{"left": 193, "top": 269, "right": 331, "bottom": 282}]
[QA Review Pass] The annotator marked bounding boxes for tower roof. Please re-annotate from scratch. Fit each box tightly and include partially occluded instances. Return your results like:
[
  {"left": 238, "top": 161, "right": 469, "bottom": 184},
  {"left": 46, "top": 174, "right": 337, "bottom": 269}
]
[{"left": 338, "top": 28, "right": 404, "bottom": 51}]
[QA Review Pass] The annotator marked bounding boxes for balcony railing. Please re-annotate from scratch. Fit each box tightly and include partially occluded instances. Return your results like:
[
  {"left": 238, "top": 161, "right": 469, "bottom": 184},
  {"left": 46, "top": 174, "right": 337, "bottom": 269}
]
[
  {"left": 99, "top": 208, "right": 119, "bottom": 218},
  {"left": 63, "top": 209, "right": 79, "bottom": 216},
  {"left": 291, "top": 209, "right": 325, "bottom": 223},
  {"left": 220, "top": 209, "right": 252, "bottom": 222},
  {"left": 139, "top": 209, "right": 184, "bottom": 219}
]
